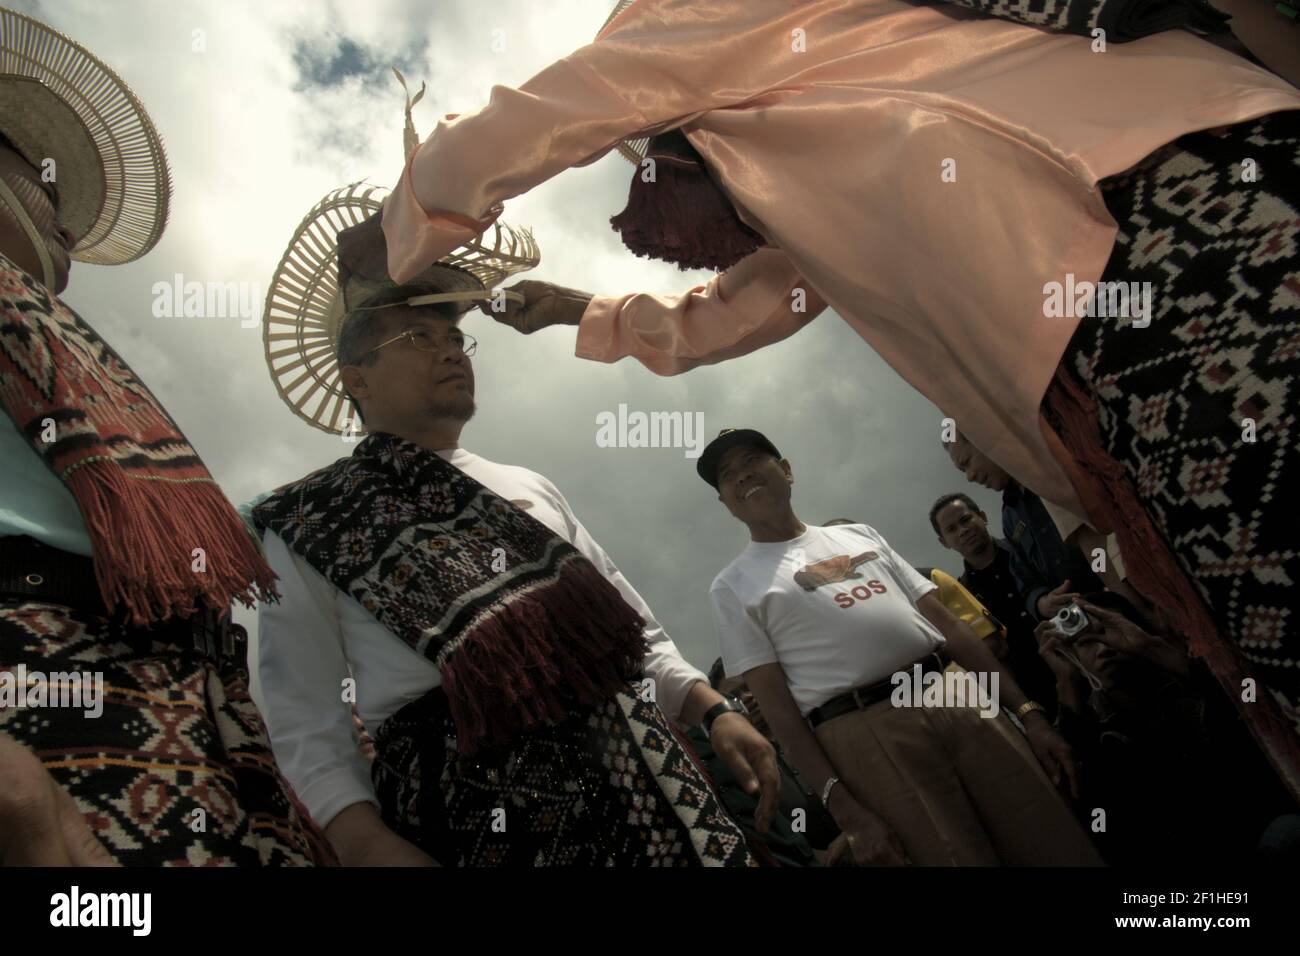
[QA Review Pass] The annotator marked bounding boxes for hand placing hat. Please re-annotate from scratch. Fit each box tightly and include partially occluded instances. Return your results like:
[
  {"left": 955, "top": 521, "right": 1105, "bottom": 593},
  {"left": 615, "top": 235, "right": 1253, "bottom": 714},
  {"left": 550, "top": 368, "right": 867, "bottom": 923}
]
[{"left": 481, "top": 279, "right": 593, "bottom": 334}]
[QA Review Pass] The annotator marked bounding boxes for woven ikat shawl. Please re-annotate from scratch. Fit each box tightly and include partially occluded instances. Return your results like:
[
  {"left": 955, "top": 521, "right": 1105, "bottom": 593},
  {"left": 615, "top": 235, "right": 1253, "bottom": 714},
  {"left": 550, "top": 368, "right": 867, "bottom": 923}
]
[{"left": 252, "top": 432, "right": 650, "bottom": 751}]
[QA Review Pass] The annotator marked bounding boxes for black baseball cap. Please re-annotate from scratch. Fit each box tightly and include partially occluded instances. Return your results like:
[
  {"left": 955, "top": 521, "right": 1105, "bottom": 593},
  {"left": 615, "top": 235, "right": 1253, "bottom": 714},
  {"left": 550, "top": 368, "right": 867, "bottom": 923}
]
[{"left": 697, "top": 428, "right": 782, "bottom": 490}]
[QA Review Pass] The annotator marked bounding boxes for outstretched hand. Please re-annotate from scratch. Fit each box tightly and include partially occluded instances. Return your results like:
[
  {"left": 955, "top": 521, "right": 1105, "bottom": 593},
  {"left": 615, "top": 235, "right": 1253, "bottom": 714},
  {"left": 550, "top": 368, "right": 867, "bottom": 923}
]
[
  {"left": 480, "top": 279, "right": 592, "bottom": 334},
  {"left": 1075, "top": 600, "right": 1151, "bottom": 656}
]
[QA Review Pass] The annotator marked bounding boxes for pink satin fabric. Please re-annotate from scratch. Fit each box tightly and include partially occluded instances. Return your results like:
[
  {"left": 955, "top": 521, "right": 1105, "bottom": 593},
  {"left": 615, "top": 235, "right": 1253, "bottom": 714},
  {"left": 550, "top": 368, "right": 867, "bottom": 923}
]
[{"left": 383, "top": 0, "right": 1300, "bottom": 519}]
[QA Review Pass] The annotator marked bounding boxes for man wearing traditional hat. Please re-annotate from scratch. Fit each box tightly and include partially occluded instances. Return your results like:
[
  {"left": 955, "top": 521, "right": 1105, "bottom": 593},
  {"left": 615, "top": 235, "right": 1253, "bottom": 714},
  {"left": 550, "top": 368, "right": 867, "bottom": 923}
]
[
  {"left": 250, "top": 86, "right": 778, "bottom": 865},
  {"left": 378, "top": 0, "right": 1300, "bottom": 802},
  {"left": 0, "top": 7, "right": 334, "bottom": 866}
]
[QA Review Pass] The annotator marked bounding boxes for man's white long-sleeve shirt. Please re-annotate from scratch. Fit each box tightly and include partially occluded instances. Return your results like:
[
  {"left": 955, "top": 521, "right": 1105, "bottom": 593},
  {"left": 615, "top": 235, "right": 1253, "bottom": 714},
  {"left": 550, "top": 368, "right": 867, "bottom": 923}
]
[{"left": 256, "top": 446, "right": 707, "bottom": 829}]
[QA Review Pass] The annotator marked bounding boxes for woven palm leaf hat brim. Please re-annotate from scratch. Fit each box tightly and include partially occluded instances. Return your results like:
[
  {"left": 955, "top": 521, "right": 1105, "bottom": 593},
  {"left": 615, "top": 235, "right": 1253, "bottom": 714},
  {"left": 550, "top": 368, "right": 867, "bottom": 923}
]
[
  {"left": 265, "top": 69, "right": 540, "bottom": 436},
  {"left": 0, "top": 6, "right": 170, "bottom": 264},
  {"left": 262, "top": 182, "right": 539, "bottom": 436}
]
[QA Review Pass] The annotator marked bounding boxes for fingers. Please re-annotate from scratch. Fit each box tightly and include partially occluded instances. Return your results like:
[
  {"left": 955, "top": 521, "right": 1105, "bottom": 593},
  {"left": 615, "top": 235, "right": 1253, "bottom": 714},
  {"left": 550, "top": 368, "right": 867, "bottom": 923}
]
[
  {"left": 56, "top": 786, "right": 117, "bottom": 867},
  {"left": 482, "top": 280, "right": 545, "bottom": 331},
  {"left": 0, "top": 734, "right": 114, "bottom": 867},
  {"left": 888, "top": 831, "right": 911, "bottom": 866},
  {"left": 1076, "top": 599, "right": 1113, "bottom": 622},
  {"left": 826, "top": 834, "right": 852, "bottom": 866},
  {"left": 1045, "top": 752, "right": 1063, "bottom": 789},
  {"left": 1034, "top": 740, "right": 1063, "bottom": 789},
  {"left": 732, "top": 755, "right": 760, "bottom": 798},
  {"left": 868, "top": 841, "right": 907, "bottom": 866},
  {"left": 1059, "top": 747, "right": 1081, "bottom": 801},
  {"left": 752, "top": 747, "right": 781, "bottom": 834},
  {"left": 0, "top": 771, "right": 71, "bottom": 866},
  {"left": 1037, "top": 632, "right": 1068, "bottom": 657},
  {"left": 851, "top": 837, "right": 877, "bottom": 866},
  {"left": 714, "top": 734, "right": 758, "bottom": 786}
]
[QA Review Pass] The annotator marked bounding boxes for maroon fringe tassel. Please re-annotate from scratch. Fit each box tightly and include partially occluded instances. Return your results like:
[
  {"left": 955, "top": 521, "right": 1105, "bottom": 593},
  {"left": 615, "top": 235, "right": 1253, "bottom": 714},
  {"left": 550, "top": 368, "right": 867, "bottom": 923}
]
[
  {"left": 609, "top": 129, "right": 765, "bottom": 273},
  {"left": 439, "top": 552, "right": 651, "bottom": 753}
]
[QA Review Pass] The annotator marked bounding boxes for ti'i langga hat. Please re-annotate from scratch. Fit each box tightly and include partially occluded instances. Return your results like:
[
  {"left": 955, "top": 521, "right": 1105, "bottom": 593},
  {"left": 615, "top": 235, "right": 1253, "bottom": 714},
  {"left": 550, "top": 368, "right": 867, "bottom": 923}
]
[
  {"left": 261, "top": 70, "right": 540, "bottom": 435},
  {"left": 0, "top": 6, "right": 171, "bottom": 264}
]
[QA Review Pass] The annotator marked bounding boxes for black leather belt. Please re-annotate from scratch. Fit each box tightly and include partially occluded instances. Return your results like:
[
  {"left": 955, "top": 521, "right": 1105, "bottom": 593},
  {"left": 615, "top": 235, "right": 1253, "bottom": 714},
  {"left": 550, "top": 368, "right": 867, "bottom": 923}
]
[
  {"left": 0, "top": 535, "right": 246, "bottom": 660},
  {"left": 807, "top": 647, "right": 951, "bottom": 730}
]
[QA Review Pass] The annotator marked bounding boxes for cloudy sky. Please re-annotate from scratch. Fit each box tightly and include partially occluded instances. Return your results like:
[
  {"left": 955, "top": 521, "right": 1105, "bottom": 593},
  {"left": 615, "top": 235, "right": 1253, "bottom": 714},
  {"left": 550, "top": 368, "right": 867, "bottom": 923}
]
[{"left": 21, "top": 0, "right": 1005, "bottom": 701}]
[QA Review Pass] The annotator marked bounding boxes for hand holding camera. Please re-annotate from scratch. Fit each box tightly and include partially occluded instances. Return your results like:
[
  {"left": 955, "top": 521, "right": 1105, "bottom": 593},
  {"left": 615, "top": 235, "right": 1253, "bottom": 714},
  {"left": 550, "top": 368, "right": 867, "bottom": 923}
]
[
  {"left": 1074, "top": 599, "right": 1159, "bottom": 658},
  {"left": 1035, "top": 580, "right": 1080, "bottom": 620},
  {"left": 1050, "top": 602, "right": 1091, "bottom": 638}
]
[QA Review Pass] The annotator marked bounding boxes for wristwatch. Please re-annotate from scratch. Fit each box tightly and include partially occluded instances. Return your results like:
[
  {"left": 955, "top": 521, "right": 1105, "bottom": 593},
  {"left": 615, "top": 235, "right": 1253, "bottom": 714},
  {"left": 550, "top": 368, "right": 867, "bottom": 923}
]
[
  {"left": 702, "top": 696, "right": 749, "bottom": 738},
  {"left": 1015, "top": 700, "right": 1047, "bottom": 720}
]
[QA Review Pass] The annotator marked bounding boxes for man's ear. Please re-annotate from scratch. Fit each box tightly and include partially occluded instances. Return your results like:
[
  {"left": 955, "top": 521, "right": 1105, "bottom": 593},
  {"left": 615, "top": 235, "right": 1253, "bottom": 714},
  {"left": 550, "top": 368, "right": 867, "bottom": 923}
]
[
  {"left": 937, "top": 534, "right": 950, "bottom": 551},
  {"left": 340, "top": 364, "right": 369, "bottom": 403},
  {"left": 780, "top": 458, "right": 793, "bottom": 483}
]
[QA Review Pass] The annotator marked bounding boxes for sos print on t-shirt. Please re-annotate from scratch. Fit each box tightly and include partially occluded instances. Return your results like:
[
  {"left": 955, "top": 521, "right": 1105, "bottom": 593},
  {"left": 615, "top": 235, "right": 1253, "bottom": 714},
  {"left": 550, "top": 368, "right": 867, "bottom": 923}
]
[
  {"left": 791, "top": 551, "right": 889, "bottom": 609},
  {"left": 832, "top": 579, "right": 888, "bottom": 609}
]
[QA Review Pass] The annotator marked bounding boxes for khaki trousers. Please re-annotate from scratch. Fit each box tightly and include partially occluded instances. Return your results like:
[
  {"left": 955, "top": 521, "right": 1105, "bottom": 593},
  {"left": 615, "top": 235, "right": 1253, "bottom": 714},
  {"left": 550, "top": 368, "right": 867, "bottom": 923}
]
[{"left": 814, "top": 679, "right": 1102, "bottom": 866}]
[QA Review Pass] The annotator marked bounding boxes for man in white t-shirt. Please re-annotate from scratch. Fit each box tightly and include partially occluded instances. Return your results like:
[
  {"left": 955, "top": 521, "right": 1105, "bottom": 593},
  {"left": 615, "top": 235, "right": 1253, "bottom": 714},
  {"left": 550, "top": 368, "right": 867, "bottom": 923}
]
[{"left": 701, "top": 428, "right": 1102, "bottom": 866}]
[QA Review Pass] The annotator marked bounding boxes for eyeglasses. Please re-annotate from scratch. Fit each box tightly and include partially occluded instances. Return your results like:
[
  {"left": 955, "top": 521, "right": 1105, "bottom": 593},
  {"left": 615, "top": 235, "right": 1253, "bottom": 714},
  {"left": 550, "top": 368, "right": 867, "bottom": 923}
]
[{"left": 367, "top": 327, "right": 477, "bottom": 358}]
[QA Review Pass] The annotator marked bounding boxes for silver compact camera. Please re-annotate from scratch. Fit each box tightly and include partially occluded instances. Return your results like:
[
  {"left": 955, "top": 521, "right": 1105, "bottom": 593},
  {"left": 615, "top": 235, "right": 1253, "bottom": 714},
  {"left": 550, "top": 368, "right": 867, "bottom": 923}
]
[{"left": 1052, "top": 602, "right": 1090, "bottom": 638}]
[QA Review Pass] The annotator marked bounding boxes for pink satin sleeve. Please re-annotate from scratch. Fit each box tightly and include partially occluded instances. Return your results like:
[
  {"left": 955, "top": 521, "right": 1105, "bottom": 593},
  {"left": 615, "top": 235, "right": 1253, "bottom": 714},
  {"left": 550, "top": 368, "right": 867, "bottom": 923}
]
[
  {"left": 382, "top": 0, "right": 801, "bottom": 283},
  {"left": 383, "top": 163, "right": 507, "bottom": 284},
  {"left": 382, "top": 54, "right": 643, "bottom": 283},
  {"left": 575, "top": 247, "right": 826, "bottom": 376}
]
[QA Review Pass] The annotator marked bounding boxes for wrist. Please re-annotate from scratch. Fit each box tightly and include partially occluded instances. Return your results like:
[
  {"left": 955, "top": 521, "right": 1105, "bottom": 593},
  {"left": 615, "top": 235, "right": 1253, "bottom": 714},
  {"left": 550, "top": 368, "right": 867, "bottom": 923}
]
[
  {"left": 826, "top": 781, "right": 858, "bottom": 823},
  {"left": 701, "top": 696, "right": 748, "bottom": 738},
  {"left": 707, "top": 709, "right": 746, "bottom": 738},
  {"left": 1017, "top": 702, "right": 1050, "bottom": 726},
  {"left": 556, "top": 289, "right": 592, "bottom": 325}
]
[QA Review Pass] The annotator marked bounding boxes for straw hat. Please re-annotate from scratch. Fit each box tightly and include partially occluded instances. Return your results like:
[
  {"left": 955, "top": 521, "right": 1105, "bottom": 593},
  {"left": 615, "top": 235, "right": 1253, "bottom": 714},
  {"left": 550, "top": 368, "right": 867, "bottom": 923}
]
[
  {"left": 0, "top": 6, "right": 170, "bottom": 264},
  {"left": 263, "top": 70, "right": 540, "bottom": 436}
]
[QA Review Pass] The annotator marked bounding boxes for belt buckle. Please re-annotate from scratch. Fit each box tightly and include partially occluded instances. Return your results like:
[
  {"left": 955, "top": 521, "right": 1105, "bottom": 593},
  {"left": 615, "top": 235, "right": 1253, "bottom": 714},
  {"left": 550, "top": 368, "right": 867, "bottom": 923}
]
[
  {"left": 192, "top": 611, "right": 215, "bottom": 658},
  {"left": 192, "top": 609, "right": 239, "bottom": 659}
]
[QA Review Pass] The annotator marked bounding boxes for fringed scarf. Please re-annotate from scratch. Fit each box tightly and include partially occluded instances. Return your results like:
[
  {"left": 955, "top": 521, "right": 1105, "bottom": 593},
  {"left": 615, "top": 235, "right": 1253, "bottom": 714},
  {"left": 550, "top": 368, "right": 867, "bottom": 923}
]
[
  {"left": 251, "top": 432, "right": 651, "bottom": 752},
  {"left": 0, "top": 256, "right": 277, "bottom": 624}
]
